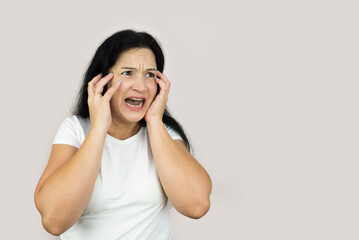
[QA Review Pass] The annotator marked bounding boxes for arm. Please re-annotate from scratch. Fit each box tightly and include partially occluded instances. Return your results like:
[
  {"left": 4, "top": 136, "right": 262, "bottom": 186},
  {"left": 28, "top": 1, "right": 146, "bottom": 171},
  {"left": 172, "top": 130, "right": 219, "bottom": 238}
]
[
  {"left": 147, "top": 120, "right": 212, "bottom": 219},
  {"left": 34, "top": 72, "right": 120, "bottom": 235},
  {"left": 144, "top": 70, "right": 212, "bottom": 219},
  {"left": 34, "top": 128, "right": 106, "bottom": 235}
]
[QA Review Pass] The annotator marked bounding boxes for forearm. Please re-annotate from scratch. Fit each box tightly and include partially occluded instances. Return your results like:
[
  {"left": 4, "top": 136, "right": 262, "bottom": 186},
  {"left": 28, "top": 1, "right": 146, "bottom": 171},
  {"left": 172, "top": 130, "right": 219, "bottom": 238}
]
[
  {"left": 147, "top": 120, "right": 212, "bottom": 218},
  {"left": 37, "top": 129, "right": 106, "bottom": 233}
]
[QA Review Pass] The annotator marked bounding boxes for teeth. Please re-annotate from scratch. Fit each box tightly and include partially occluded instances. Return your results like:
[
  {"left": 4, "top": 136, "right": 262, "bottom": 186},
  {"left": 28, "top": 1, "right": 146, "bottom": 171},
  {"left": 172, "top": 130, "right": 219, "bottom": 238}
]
[
  {"left": 129, "top": 97, "right": 144, "bottom": 101},
  {"left": 126, "top": 101, "right": 144, "bottom": 108}
]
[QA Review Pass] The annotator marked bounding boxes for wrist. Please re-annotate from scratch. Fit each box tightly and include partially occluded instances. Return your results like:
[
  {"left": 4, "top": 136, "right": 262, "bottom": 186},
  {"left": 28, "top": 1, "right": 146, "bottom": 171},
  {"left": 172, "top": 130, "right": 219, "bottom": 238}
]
[
  {"left": 89, "top": 126, "right": 108, "bottom": 136},
  {"left": 146, "top": 118, "right": 164, "bottom": 129}
]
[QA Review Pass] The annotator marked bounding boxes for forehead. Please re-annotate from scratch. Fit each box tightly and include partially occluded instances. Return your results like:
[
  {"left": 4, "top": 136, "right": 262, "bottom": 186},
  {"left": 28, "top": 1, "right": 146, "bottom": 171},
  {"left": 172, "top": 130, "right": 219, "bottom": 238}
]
[{"left": 115, "top": 48, "right": 156, "bottom": 66}]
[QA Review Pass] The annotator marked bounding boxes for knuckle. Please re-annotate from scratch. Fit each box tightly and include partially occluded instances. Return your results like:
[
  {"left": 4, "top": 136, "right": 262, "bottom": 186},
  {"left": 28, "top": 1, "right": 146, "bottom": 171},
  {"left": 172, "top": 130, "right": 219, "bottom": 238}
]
[
  {"left": 103, "top": 90, "right": 111, "bottom": 97},
  {"left": 104, "top": 90, "right": 114, "bottom": 98},
  {"left": 97, "top": 80, "right": 106, "bottom": 89}
]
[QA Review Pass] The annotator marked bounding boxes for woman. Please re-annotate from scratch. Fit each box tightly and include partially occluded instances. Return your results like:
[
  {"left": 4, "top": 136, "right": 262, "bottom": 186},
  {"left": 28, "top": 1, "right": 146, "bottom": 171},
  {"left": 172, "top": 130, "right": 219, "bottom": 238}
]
[{"left": 34, "top": 29, "right": 212, "bottom": 239}]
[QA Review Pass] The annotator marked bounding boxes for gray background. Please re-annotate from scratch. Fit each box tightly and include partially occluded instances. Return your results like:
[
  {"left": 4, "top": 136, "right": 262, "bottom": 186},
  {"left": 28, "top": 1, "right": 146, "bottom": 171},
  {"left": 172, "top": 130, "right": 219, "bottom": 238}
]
[{"left": 0, "top": 0, "right": 358, "bottom": 239}]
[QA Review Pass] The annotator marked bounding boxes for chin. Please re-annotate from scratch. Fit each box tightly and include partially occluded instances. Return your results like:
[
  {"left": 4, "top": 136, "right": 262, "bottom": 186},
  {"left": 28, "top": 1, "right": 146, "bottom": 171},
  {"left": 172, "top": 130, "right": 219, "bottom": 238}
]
[
  {"left": 127, "top": 116, "right": 145, "bottom": 124},
  {"left": 123, "top": 111, "right": 146, "bottom": 123}
]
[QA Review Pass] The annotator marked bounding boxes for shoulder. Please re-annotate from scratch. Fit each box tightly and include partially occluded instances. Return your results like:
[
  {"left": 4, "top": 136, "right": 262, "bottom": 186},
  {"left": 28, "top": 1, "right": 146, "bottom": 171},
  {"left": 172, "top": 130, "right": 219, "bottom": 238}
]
[
  {"left": 59, "top": 114, "right": 81, "bottom": 125},
  {"left": 65, "top": 115, "right": 90, "bottom": 128},
  {"left": 52, "top": 115, "right": 86, "bottom": 148},
  {"left": 163, "top": 123, "right": 183, "bottom": 141}
]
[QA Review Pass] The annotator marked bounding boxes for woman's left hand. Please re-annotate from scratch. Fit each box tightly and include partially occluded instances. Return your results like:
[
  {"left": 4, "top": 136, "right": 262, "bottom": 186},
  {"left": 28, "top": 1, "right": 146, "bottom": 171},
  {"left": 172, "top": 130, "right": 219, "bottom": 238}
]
[{"left": 145, "top": 70, "right": 171, "bottom": 123}]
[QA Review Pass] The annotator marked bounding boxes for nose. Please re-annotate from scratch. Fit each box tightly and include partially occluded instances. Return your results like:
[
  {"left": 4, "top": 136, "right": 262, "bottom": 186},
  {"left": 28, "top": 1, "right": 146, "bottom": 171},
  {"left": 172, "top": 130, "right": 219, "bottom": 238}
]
[{"left": 130, "top": 74, "right": 147, "bottom": 92}]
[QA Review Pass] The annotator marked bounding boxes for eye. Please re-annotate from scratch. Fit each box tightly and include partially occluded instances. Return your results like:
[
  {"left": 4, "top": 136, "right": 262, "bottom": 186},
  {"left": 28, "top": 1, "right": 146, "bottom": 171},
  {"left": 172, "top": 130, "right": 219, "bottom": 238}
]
[
  {"left": 146, "top": 72, "right": 155, "bottom": 78},
  {"left": 121, "top": 71, "right": 132, "bottom": 76}
]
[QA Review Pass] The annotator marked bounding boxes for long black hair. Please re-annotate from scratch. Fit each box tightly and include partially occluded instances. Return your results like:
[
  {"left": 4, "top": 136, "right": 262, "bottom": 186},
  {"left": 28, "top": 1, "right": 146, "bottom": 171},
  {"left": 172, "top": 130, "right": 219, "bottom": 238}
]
[{"left": 71, "top": 29, "right": 192, "bottom": 152}]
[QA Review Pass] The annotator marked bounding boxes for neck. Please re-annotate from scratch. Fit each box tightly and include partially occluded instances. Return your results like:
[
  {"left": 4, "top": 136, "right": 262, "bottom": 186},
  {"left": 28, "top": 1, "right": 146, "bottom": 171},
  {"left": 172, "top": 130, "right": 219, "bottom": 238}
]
[{"left": 107, "top": 119, "right": 141, "bottom": 140}]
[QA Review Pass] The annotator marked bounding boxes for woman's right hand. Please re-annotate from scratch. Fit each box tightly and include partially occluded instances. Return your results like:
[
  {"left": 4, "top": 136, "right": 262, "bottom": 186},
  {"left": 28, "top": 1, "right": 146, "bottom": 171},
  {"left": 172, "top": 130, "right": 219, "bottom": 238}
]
[{"left": 87, "top": 72, "right": 121, "bottom": 133}]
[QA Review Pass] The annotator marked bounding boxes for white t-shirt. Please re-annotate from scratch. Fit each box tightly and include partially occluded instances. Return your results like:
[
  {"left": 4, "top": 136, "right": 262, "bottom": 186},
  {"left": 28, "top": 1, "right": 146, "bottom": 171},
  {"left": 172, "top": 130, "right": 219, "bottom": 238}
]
[{"left": 51, "top": 115, "right": 183, "bottom": 240}]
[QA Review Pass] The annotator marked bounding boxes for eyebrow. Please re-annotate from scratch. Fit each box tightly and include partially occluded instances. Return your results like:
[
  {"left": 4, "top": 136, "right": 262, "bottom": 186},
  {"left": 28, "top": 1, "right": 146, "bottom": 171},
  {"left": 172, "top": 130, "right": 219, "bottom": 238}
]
[{"left": 120, "top": 67, "right": 157, "bottom": 71}]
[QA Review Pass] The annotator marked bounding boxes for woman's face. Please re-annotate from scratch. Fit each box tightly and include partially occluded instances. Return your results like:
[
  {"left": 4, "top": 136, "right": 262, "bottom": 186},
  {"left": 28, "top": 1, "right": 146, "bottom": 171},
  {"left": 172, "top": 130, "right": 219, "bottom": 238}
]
[{"left": 107, "top": 48, "right": 158, "bottom": 125}]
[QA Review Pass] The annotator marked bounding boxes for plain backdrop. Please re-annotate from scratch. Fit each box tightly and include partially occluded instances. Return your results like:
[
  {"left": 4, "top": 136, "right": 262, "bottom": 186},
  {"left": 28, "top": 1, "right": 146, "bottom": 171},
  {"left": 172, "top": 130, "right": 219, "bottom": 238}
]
[{"left": 0, "top": 0, "right": 358, "bottom": 239}]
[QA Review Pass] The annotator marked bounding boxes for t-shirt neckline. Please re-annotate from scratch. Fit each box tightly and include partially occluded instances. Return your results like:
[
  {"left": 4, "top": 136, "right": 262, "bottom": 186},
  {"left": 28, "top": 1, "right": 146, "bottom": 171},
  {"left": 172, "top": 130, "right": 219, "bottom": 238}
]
[{"left": 106, "top": 126, "right": 144, "bottom": 144}]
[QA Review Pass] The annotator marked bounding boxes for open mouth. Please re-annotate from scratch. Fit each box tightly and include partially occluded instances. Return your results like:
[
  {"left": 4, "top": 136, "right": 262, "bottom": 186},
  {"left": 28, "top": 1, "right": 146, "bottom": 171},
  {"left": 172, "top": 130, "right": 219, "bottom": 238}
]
[{"left": 124, "top": 97, "right": 145, "bottom": 108}]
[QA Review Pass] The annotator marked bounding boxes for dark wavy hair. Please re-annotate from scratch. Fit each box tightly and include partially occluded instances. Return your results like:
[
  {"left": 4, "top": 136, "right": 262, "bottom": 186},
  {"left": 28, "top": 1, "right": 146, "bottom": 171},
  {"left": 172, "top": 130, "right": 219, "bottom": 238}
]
[{"left": 71, "top": 29, "right": 191, "bottom": 152}]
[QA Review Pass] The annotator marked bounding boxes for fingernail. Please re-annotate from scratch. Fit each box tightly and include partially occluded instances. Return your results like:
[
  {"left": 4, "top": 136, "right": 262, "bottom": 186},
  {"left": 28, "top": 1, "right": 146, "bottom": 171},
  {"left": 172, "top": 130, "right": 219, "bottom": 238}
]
[
  {"left": 116, "top": 80, "right": 121, "bottom": 85},
  {"left": 108, "top": 72, "right": 113, "bottom": 76}
]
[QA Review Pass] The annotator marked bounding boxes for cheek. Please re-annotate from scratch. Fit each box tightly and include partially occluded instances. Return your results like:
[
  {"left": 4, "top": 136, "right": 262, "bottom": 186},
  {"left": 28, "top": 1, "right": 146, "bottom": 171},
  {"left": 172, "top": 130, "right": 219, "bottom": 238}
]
[
  {"left": 111, "top": 91, "right": 121, "bottom": 101},
  {"left": 110, "top": 85, "right": 124, "bottom": 103}
]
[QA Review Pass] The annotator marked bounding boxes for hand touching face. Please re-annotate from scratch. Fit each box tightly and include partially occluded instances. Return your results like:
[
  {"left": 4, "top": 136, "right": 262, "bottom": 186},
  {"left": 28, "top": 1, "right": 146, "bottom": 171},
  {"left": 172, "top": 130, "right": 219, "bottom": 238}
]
[
  {"left": 107, "top": 48, "right": 158, "bottom": 125},
  {"left": 144, "top": 70, "right": 171, "bottom": 123}
]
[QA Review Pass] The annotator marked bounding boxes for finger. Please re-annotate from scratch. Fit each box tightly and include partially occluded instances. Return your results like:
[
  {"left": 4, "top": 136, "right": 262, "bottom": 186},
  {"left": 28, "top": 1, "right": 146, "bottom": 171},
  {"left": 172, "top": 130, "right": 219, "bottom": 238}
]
[
  {"left": 156, "top": 71, "right": 170, "bottom": 91},
  {"left": 156, "top": 70, "right": 164, "bottom": 80},
  {"left": 94, "top": 72, "right": 114, "bottom": 93},
  {"left": 156, "top": 70, "right": 168, "bottom": 80},
  {"left": 155, "top": 77, "right": 170, "bottom": 100},
  {"left": 156, "top": 70, "right": 171, "bottom": 90},
  {"left": 104, "top": 80, "right": 122, "bottom": 101},
  {"left": 155, "top": 76, "right": 167, "bottom": 91},
  {"left": 88, "top": 73, "right": 102, "bottom": 97}
]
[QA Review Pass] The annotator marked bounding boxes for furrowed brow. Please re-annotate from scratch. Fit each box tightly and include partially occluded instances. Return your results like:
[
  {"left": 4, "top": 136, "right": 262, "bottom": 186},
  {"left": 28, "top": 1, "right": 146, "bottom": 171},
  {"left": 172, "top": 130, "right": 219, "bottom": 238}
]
[
  {"left": 121, "top": 67, "right": 157, "bottom": 71},
  {"left": 120, "top": 67, "right": 136, "bottom": 70}
]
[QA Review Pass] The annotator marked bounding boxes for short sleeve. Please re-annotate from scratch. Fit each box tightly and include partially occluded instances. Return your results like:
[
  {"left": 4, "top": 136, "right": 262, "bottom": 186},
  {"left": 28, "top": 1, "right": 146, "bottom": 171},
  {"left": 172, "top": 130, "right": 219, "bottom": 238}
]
[
  {"left": 52, "top": 116, "right": 83, "bottom": 148},
  {"left": 167, "top": 198, "right": 174, "bottom": 209},
  {"left": 164, "top": 123, "right": 183, "bottom": 141}
]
